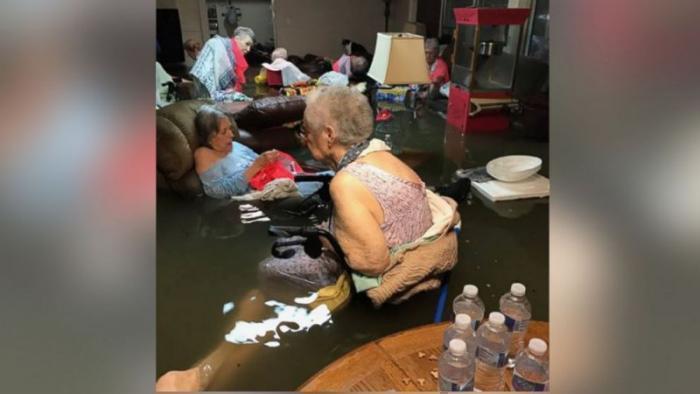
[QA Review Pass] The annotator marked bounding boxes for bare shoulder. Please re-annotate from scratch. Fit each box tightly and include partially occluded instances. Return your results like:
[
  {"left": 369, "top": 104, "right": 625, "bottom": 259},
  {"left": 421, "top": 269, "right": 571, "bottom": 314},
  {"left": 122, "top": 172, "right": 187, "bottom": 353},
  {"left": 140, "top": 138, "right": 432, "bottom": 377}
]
[
  {"left": 329, "top": 171, "right": 362, "bottom": 197},
  {"left": 330, "top": 171, "right": 379, "bottom": 206},
  {"left": 360, "top": 152, "right": 423, "bottom": 183},
  {"left": 193, "top": 147, "right": 218, "bottom": 174},
  {"left": 359, "top": 151, "right": 401, "bottom": 169},
  {"left": 193, "top": 146, "right": 210, "bottom": 159},
  {"left": 330, "top": 170, "right": 385, "bottom": 223}
]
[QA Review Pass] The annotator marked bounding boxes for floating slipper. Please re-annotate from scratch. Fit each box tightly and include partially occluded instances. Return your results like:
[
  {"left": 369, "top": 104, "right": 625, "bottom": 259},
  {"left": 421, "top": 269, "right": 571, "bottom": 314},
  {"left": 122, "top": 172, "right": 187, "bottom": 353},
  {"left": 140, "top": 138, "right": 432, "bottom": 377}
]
[
  {"left": 242, "top": 217, "right": 271, "bottom": 224},
  {"left": 241, "top": 211, "right": 266, "bottom": 220},
  {"left": 238, "top": 204, "right": 259, "bottom": 212}
]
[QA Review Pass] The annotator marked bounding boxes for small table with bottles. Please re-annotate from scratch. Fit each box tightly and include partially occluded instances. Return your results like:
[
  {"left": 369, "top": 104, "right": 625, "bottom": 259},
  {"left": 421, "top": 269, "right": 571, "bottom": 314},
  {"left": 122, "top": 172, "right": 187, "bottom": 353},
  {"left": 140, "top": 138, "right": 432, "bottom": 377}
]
[{"left": 298, "top": 320, "right": 549, "bottom": 392}]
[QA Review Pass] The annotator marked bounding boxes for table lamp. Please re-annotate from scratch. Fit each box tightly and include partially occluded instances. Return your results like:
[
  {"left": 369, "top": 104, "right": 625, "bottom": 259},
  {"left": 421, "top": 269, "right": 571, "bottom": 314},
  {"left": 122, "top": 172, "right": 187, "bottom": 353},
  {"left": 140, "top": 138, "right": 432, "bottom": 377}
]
[
  {"left": 368, "top": 33, "right": 430, "bottom": 135},
  {"left": 368, "top": 33, "right": 430, "bottom": 85}
]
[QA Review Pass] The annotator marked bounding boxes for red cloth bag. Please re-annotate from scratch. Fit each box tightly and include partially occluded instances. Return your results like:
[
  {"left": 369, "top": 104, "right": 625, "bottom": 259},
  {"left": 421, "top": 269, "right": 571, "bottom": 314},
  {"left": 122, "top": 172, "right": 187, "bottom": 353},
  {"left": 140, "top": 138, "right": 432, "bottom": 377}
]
[
  {"left": 249, "top": 152, "right": 304, "bottom": 191},
  {"left": 267, "top": 70, "right": 283, "bottom": 86}
]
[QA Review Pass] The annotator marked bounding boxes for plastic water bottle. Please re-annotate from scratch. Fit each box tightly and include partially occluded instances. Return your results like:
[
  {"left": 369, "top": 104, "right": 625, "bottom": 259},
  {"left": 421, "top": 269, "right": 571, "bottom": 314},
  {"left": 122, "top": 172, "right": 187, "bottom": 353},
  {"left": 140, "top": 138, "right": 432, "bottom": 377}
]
[
  {"left": 443, "top": 314, "right": 477, "bottom": 357},
  {"left": 499, "top": 283, "right": 532, "bottom": 363},
  {"left": 512, "top": 338, "right": 549, "bottom": 391},
  {"left": 474, "top": 312, "right": 511, "bottom": 392},
  {"left": 453, "top": 284, "right": 485, "bottom": 330},
  {"left": 438, "top": 339, "right": 475, "bottom": 391}
]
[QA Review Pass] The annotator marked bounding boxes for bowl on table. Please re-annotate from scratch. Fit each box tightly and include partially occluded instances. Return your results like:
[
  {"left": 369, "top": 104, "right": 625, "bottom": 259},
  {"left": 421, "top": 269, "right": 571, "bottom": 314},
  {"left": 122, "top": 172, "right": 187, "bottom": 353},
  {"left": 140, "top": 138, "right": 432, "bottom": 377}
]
[{"left": 486, "top": 155, "right": 542, "bottom": 182}]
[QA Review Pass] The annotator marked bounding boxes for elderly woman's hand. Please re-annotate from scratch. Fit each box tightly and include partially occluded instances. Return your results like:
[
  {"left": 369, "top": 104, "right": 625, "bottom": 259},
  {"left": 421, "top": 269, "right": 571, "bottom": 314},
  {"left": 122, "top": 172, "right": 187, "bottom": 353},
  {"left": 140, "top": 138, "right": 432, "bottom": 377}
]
[
  {"left": 244, "top": 149, "right": 280, "bottom": 180},
  {"left": 258, "top": 150, "right": 280, "bottom": 166}
]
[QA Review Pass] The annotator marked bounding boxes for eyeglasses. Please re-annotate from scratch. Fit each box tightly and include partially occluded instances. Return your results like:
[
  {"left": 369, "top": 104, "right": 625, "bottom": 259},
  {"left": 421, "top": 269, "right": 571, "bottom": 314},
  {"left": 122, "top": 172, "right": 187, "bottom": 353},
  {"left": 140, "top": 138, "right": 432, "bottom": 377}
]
[{"left": 296, "top": 123, "right": 309, "bottom": 141}]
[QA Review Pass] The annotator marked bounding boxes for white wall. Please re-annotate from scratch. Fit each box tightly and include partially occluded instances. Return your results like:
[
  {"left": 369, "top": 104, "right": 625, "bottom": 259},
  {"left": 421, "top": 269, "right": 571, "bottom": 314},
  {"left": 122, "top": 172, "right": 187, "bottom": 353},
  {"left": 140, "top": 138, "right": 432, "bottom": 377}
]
[
  {"left": 236, "top": 0, "right": 275, "bottom": 46},
  {"left": 207, "top": 0, "right": 275, "bottom": 46},
  {"left": 157, "top": 0, "right": 418, "bottom": 63},
  {"left": 272, "top": 0, "right": 385, "bottom": 59},
  {"left": 388, "top": 0, "right": 414, "bottom": 32}
]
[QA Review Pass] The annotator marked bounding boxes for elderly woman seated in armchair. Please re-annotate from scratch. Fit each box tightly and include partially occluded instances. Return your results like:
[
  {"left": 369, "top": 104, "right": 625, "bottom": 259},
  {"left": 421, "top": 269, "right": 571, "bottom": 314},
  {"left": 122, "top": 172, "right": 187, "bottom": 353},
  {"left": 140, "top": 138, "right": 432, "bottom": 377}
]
[
  {"left": 194, "top": 105, "right": 327, "bottom": 200},
  {"left": 194, "top": 105, "right": 282, "bottom": 198}
]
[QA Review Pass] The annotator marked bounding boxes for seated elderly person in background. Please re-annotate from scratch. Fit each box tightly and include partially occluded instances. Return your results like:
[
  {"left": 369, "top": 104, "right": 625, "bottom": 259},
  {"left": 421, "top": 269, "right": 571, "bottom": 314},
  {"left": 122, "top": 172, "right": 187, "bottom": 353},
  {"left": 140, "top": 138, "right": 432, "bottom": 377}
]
[
  {"left": 349, "top": 55, "right": 370, "bottom": 81},
  {"left": 333, "top": 39, "right": 371, "bottom": 76},
  {"left": 194, "top": 105, "right": 281, "bottom": 198},
  {"left": 183, "top": 38, "right": 202, "bottom": 63},
  {"left": 300, "top": 86, "right": 459, "bottom": 305},
  {"left": 255, "top": 47, "right": 289, "bottom": 84},
  {"left": 258, "top": 47, "right": 310, "bottom": 86},
  {"left": 347, "top": 54, "right": 377, "bottom": 111},
  {"left": 190, "top": 27, "right": 255, "bottom": 102},
  {"left": 419, "top": 38, "right": 450, "bottom": 100}
]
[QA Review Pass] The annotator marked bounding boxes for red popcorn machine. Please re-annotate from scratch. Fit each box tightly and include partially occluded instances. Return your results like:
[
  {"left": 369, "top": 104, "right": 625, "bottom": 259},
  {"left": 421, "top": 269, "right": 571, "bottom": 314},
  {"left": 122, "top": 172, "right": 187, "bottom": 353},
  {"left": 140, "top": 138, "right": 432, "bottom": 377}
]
[{"left": 447, "top": 7, "right": 531, "bottom": 133}]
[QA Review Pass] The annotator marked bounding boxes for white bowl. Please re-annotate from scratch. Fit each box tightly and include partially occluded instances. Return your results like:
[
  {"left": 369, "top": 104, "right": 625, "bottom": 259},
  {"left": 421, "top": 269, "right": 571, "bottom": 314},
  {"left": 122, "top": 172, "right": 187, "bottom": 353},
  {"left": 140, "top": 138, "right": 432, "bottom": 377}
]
[{"left": 486, "top": 155, "right": 542, "bottom": 182}]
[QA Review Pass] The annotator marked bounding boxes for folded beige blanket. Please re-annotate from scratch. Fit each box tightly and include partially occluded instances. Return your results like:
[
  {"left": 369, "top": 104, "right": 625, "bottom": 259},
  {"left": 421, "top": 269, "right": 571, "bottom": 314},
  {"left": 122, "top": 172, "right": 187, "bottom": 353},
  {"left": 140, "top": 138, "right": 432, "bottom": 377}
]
[
  {"left": 366, "top": 197, "right": 460, "bottom": 307},
  {"left": 230, "top": 178, "right": 301, "bottom": 201}
]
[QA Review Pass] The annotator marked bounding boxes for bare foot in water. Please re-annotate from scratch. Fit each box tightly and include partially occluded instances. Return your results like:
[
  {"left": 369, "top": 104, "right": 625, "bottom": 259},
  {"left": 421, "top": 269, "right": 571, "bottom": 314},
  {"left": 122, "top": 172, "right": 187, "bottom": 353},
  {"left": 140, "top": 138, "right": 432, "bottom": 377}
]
[
  {"left": 156, "top": 289, "right": 264, "bottom": 391},
  {"left": 155, "top": 367, "right": 202, "bottom": 392}
]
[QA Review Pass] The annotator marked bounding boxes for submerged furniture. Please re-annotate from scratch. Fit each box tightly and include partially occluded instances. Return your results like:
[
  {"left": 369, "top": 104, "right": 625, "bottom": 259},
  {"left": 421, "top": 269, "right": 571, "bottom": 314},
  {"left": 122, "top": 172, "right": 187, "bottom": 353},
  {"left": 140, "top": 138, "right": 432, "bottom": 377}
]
[
  {"left": 268, "top": 225, "right": 347, "bottom": 268},
  {"left": 157, "top": 96, "right": 306, "bottom": 198},
  {"left": 299, "top": 320, "right": 549, "bottom": 391},
  {"left": 284, "top": 173, "right": 334, "bottom": 217},
  {"left": 447, "top": 7, "right": 530, "bottom": 133}
]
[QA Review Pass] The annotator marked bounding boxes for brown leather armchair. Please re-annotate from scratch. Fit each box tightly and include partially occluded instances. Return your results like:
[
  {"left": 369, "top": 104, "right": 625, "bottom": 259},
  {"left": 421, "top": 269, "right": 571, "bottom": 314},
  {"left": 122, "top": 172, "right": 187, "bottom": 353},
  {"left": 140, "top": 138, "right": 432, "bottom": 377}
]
[{"left": 157, "top": 96, "right": 306, "bottom": 198}]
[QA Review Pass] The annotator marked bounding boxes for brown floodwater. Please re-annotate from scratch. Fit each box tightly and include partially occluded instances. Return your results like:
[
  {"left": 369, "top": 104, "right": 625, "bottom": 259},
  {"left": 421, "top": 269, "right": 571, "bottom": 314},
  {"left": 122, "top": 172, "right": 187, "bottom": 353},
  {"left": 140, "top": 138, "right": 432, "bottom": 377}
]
[{"left": 157, "top": 108, "right": 548, "bottom": 390}]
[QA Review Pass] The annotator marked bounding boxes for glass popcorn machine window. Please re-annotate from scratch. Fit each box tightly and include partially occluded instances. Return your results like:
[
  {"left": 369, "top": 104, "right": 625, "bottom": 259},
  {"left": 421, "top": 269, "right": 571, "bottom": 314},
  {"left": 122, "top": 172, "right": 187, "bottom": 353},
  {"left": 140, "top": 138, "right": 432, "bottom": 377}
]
[{"left": 452, "top": 12, "right": 526, "bottom": 92}]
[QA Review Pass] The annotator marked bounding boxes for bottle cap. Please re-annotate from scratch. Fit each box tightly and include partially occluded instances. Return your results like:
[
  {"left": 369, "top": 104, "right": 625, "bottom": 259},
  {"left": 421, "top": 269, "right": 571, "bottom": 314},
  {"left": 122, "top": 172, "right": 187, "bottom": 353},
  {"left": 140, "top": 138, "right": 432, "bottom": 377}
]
[
  {"left": 528, "top": 338, "right": 548, "bottom": 356},
  {"left": 455, "top": 313, "right": 472, "bottom": 329},
  {"left": 489, "top": 312, "right": 505, "bottom": 325},
  {"left": 448, "top": 339, "right": 467, "bottom": 356},
  {"left": 463, "top": 284, "right": 478, "bottom": 298},
  {"left": 511, "top": 283, "right": 526, "bottom": 297}
]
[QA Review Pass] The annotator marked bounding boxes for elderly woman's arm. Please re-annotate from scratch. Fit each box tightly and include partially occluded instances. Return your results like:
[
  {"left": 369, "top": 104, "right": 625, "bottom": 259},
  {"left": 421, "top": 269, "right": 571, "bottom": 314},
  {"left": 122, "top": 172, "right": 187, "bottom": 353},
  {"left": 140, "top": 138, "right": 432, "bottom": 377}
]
[
  {"left": 329, "top": 173, "right": 390, "bottom": 277},
  {"left": 195, "top": 147, "right": 279, "bottom": 198}
]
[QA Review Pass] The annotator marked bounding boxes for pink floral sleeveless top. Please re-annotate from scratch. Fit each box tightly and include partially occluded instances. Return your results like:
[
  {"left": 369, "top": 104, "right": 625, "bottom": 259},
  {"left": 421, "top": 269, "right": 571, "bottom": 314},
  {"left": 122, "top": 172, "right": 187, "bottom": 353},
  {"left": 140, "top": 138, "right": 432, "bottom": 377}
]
[{"left": 341, "top": 161, "right": 433, "bottom": 248}]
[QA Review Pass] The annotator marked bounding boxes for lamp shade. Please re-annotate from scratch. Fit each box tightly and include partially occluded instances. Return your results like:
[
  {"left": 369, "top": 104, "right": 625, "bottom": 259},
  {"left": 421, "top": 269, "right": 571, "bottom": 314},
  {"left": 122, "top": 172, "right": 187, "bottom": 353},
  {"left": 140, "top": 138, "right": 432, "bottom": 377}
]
[{"left": 367, "top": 33, "right": 431, "bottom": 85}]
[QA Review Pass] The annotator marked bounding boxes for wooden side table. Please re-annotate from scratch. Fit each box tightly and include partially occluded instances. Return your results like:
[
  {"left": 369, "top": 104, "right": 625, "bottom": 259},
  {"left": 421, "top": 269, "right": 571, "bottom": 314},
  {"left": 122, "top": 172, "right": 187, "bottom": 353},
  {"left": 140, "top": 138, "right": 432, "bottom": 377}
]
[{"left": 299, "top": 320, "right": 549, "bottom": 392}]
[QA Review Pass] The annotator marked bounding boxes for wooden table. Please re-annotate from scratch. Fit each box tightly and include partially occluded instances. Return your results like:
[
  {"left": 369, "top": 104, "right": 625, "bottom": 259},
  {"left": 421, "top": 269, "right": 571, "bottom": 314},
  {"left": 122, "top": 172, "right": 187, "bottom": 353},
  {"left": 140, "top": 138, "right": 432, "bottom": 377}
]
[{"left": 299, "top": 320, "right": 548, "bottom": 392}]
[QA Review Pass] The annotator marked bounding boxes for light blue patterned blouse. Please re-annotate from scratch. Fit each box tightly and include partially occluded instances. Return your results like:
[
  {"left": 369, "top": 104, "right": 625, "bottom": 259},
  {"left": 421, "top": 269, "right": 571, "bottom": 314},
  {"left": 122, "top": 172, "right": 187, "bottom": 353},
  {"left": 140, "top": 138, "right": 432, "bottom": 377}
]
[{"left": 199, "top": 142, "right": 258, "bottom": 199}]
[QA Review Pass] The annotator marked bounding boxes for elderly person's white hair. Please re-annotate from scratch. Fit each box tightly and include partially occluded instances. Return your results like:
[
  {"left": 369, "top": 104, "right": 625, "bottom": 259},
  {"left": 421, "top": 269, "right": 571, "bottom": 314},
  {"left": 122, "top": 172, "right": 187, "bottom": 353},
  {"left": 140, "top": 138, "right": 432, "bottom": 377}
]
[
  {"left": 271, "top": 47, "right": 288, "bottom": 61},
  {"left": 424, "top": 38, "right": 439, "bottom": 52},
  {"left": 306, "top": 86, "right": 373, "bottom": 147},
  {"left": 350, "top": 55, "right": 369, "bottom": 75},
  {"left": 234, "top": 26, "right": 255, "bottom": 41}
]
